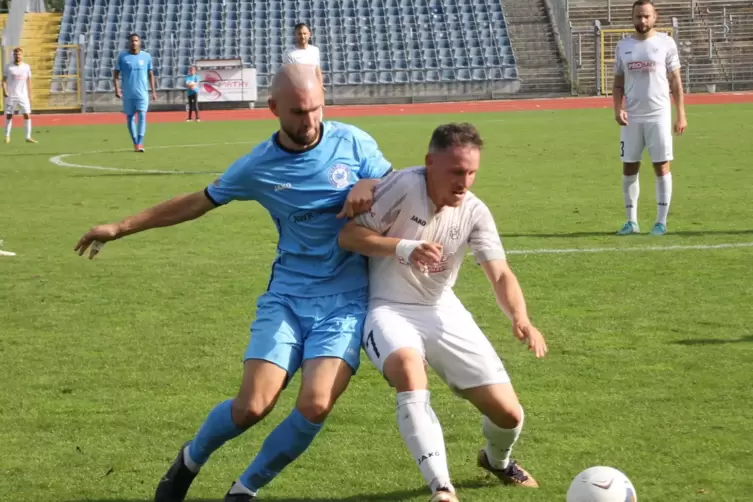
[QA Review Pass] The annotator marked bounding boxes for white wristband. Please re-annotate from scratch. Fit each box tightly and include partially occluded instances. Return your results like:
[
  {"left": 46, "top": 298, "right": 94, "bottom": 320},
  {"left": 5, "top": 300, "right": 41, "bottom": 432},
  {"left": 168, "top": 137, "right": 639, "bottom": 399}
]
[{"left": 395, "top": 239, "right": 424, "bottom": 266}]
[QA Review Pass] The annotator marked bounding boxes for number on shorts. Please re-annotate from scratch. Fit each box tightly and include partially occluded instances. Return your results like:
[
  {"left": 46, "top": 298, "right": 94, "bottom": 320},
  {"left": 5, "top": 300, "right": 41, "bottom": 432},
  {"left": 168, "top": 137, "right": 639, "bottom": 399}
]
[
  {"left": 365, "top": 330, "right": 381, "bottom": 359},
  {"left": 620, "top": 141, "right": 625, "bottom": 157}
]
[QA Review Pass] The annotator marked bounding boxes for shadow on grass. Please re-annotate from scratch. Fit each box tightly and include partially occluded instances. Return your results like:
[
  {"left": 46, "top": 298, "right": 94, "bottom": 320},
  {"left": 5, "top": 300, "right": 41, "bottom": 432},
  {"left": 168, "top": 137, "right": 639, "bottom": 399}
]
[
  {"left": 65, "top": 479, "right": 491, "bottom": 502},
  {"left": 673, "top": 335, "right": 753, "bottom": 346}
]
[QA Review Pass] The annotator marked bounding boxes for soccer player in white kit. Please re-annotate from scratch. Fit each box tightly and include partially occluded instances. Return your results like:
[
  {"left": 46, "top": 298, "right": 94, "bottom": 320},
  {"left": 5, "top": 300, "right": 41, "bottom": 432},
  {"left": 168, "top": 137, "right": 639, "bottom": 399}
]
[
  {"left": 613, "top": 0, "right": 686, "bottom": 236},
  {"left": 2, "top": 47, "right": 37, "bottom": 144},
  {"left": 338, "top": 123, "right": 548, "bottom": 502},
  {"left": 282, "top": 23, "right": 322, "bottom": 88}
]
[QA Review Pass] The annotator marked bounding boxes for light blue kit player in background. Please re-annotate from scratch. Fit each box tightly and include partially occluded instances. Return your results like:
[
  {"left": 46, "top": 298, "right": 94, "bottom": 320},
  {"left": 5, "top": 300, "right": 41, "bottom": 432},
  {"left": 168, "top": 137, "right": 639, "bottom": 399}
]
[
  {"left": 114, "top": 33, "right": 157, "bottom": 152},
  {"left": 74, "top": 64, "right": 393, "bottom": 502}
]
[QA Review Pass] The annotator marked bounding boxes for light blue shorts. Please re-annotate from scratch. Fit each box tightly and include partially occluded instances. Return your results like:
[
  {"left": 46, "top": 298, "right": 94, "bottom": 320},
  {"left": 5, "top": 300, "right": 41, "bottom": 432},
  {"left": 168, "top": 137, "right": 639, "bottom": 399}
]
[
  {"left": 245, "top": 288, "right": 368, "bottom": 378},
  {"left": 123, "top": 98, "right": 148, "bottom": 115}
]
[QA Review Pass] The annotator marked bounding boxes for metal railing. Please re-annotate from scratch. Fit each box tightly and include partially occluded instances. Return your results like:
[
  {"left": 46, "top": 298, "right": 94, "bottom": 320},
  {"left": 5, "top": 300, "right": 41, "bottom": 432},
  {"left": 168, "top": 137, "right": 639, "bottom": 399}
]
[{"left": 546, "top": 0, "right": 576, "bottom": 91}]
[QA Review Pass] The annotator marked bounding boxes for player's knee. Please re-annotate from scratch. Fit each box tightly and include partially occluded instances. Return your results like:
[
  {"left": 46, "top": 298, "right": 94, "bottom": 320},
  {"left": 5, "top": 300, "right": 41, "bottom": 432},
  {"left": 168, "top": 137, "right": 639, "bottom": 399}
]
[
  {"left": 231, "top": 397, "right": 276, "bottom": 429},
  {"left": 487, "top": 399, "right": 523, "bottom": 429},
  {"left": 653, "top": 162, "right": 670, "bottom": 176},
  {"left": 623, "top": 162, "right": 640, "bottom": 176},
  {"left": 383, "top": 349, "right": 427, "bottom": 392},
  {"left": 296, "top": 393, "right": 336, "bottom": 423}
]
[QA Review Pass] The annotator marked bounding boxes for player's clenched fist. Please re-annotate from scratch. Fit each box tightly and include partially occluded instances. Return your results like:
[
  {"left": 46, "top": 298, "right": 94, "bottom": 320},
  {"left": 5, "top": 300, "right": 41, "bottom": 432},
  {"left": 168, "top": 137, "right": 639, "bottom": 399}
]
[
  {"left": 615, "top": 109, "right": 629, "bottom": 126},
  {"left": 410, "top": 242, "right": 443, "bottom": 268},
  {"left": 336, "top": 178, "right": 379, "bottom": 219},
  {"left": 512, "top": 320, "right": 548, "bottom": 358},
  {"left": 74, "top": 223, "right": 121, "bottom": 259}
]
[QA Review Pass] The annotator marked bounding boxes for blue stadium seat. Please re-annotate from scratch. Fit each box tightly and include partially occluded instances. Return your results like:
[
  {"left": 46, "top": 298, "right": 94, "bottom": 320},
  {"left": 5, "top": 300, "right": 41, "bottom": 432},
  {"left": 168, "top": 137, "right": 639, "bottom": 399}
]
[{"left": 54, "top": 0, "right": 519, "bottom": 93}]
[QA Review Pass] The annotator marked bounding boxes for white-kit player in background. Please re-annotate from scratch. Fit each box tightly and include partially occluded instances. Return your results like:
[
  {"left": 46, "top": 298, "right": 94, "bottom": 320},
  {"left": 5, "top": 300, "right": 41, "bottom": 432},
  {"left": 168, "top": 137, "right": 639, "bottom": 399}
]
[
  {"left": 613, "top": 0, "right": 686, "bottom": 236},
  {"left": 282, "top": 22, "right": 322, "bottom": 88},
  {"left": 2, "top": 47, "right": 37, "bottom": 144},
  {"left": 282, "top": 22, "right": 324, "bottom": 119},
  {"left": 338, "top": 123, "right": 548, "bottom": 502}
]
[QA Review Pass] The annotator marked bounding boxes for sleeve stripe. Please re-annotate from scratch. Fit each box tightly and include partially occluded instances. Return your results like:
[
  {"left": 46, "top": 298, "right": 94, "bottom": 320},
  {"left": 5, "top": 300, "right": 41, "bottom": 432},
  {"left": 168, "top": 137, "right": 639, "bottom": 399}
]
[{"left": 203, "top": 187, "right": 222, "bottom": 207}]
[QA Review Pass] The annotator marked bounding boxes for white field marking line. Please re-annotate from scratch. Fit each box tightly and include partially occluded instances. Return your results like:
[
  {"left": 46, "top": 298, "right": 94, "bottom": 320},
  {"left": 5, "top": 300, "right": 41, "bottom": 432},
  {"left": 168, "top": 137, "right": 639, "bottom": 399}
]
[
  {"left": 465, "top": 241, "right": 753, "bottom": 257},
  {"left": 49, "top": 141, "right": 251, "bottom": 174}
]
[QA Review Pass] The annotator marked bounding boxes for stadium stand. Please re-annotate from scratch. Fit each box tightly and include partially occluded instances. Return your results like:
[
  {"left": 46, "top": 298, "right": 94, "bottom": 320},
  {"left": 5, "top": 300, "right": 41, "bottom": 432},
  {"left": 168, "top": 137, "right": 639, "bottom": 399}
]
[
  {"left": 19, "top": 13, "right": 62, "bottom": 109},
  {"left": 53, "top": 0, "right": 526, "bottom": 103},
  {"left": 563, "top": 0, "right": 753, "bottom": 94}
]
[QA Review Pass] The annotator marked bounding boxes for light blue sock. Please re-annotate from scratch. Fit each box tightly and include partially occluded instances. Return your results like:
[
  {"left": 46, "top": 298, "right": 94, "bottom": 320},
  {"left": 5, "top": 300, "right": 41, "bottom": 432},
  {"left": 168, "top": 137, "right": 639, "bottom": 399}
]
[
  {"left": 187, "top": 399, "right": 245, "bottom": 466},
  {"left": 240, "top": 408, "right": 323, "bottom": 492},
  {"left": 136, "top": 111, "right": 147, "bottom": 145},
  {"left": 126, "top": 114, "right": 137, "bottom": 144}
]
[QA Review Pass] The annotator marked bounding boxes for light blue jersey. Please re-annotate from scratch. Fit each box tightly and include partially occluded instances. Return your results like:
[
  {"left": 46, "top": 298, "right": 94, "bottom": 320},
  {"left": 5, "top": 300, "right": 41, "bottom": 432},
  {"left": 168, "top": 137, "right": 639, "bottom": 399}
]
[
  {"left": 205, "top": 121, "right": 392, "bottom": 374},
  {"left": 206, "top": 121, "right": 392, "bottom": 297},
  {"left": 185, "top": 74, "right": 199, "bottom": 96},
  {"left": 116, "top": 50, "right": 152, "bottom": 102}
]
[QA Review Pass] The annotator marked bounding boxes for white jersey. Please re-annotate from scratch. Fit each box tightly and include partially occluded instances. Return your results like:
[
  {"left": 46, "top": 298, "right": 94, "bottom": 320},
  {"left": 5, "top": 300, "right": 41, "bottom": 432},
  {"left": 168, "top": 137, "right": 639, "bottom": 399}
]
[
  {"left": 3, "top": 62, "right": 32, "bottom": 100},
  {"left": 354, "top": 166, "right": 506, "bottom": 307},
  {"left": 613, "top": 32, "right": 680, "bottom": 123},
  {"left": 282, "top": 45, "right": 321, "bottom": 67}
]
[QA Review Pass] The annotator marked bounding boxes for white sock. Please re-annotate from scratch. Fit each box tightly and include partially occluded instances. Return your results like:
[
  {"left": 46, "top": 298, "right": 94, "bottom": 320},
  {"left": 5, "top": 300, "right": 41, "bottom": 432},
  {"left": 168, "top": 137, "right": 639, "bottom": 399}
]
[
  {"left": 482, "top": 406, "right": 524, "bottom": 470},
  {"left": 4, "top": 117, "right": 11, "bottom": 137},
  {"left": 228, "top": 479, "right": 257, "bottom": 496},
  {"left": 24, "top": 118, "right": 32, "bottom": 139},
  {"left": 182, "top": 444, "right": 201, "bottom": 474},
  {"left": 396, "top": 390, "right": 454, "bottom": 494},
  {"left": 656, "top": 172, "right": 672, "bottom": 225},
  {"left": 622, "top": 174, "right": 639, "bottom": 223}
]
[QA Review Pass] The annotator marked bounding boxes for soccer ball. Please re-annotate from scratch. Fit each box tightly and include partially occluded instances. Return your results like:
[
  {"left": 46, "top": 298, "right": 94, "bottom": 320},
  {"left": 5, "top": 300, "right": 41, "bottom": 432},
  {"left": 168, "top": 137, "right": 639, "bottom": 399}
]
[{"left": 566, "top": 466, "right": 637, "bottom": 502}]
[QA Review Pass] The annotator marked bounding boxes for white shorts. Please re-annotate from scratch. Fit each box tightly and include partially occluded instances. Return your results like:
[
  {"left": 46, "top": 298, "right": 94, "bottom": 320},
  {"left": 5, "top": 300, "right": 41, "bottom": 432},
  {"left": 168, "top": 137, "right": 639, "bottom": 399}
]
[
  {"left": 4, "top": 97, "right": 32, "bottom": 115},
  {"left": 363, "top": 298, "right": 510, "bottom": 392},
  {"left": 620, "top": 117, "right": 673, "bottom": 164}
]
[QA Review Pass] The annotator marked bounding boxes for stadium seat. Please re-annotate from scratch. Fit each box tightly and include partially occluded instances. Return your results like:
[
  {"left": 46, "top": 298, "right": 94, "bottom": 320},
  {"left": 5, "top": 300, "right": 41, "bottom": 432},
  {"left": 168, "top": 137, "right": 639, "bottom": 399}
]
[{"left": 53, "top": 0, "right": 519, "bottom": 94}]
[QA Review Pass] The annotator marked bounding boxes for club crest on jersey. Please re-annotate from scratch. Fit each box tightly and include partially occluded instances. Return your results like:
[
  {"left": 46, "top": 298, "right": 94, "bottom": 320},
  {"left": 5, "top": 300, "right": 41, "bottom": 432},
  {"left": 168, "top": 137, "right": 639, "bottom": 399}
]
[
  {"left": 327, "top": 164, "right": 351, "bottom": 189},
  {"left": 139, "top": 60, "right": 145, "bottom": 65},
  {"left": 449, "top": 226, "right": 460, "bottom": 240}
]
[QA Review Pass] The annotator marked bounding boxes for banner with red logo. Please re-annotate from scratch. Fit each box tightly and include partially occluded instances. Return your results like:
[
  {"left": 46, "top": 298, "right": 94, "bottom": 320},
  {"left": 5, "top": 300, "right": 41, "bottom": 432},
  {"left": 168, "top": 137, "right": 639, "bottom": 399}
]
[{"left": 197, "top": 67, "right": 258, "bottom": 103}]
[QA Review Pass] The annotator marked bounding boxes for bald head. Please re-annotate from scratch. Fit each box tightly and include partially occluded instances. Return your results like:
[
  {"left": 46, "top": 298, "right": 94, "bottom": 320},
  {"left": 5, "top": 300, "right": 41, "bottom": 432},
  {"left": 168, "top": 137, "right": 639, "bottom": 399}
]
[
  {"left": 270, "top": 64, "right": 320, "bottom": 99},
  {"left": 268, "top": 64, "right": 324, "bottom": 149}
]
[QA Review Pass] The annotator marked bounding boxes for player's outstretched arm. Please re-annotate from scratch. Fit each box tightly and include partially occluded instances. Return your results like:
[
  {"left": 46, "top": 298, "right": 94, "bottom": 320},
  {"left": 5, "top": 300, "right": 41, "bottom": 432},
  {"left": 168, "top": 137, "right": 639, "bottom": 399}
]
[
  {"left": 480, "top": 259, "right": 548, "bottom": 358},
  {"left": 74, "top": 191, "right": 217, "bottom": 259}
]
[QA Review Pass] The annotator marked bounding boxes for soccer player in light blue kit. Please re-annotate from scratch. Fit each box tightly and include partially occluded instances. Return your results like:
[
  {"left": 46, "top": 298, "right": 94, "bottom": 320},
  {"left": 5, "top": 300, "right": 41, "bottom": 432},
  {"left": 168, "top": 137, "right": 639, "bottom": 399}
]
[
  {"left": 114, "top": 33, "right": 156, "bottom": 152},
  {"left": 74, "top": 64, "right": 392, "bottom": 502}
]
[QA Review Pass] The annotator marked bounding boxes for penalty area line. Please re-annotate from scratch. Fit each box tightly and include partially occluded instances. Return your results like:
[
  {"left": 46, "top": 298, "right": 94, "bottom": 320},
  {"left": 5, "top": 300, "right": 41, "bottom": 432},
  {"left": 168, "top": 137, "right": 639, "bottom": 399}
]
[{"left": 49, "top": 141, "right": 250, "bottom": 174}]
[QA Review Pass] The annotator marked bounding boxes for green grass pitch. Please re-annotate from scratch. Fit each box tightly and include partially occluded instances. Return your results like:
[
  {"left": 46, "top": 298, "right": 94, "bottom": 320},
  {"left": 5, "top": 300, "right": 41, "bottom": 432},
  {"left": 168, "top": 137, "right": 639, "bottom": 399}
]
[{"left": 1, "top": 103, "right": 752, "bottom": 501}]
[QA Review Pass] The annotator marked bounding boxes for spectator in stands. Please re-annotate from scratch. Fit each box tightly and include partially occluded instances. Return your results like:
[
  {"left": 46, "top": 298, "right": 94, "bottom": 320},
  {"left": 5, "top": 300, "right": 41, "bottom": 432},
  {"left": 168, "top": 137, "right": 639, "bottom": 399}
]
[
  {"left": 282, "top": 23, "right": 322, "bottom": 89},
  {"left": 185, "top": 65, "right": 200, "bottom": 122}
]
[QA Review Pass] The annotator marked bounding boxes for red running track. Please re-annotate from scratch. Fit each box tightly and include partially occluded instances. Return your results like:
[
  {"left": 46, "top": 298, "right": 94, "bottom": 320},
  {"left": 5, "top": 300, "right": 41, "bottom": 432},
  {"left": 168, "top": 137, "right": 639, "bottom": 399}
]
[{"left": 25, "top": 92, "right": 753, "bottom": 127}]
